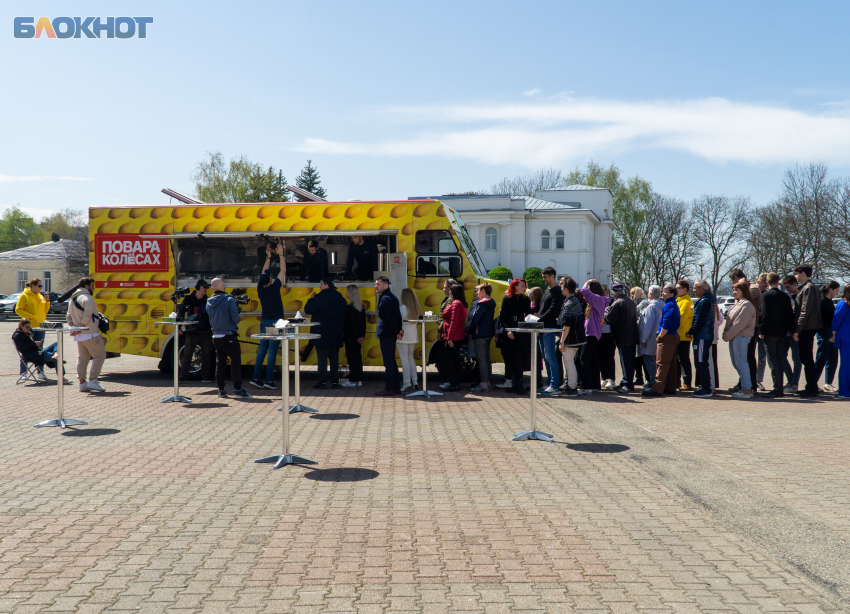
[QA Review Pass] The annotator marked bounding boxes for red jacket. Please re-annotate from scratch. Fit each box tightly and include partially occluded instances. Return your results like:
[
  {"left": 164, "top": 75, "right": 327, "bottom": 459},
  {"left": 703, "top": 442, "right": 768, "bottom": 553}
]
[{"left": 442, "top": 300, "right": 468, "bottom": 341}]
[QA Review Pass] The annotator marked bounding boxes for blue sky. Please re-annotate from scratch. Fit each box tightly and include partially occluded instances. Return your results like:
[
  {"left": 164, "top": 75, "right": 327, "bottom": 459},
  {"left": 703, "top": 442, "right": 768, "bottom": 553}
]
[{"left": 2, "top": 0, "right": 849, "bottom": 220}]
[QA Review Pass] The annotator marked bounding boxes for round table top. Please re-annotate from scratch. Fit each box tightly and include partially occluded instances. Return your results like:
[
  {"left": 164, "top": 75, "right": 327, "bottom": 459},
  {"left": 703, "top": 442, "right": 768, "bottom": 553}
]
[
  {"left": 250, "top": 332, "right": 321, "bottom": 341},
  {"left": 33, "top": 325, "right": 88, "bottom": 333},
  {"left": 286, "top": 321, "right": 320, "bottom": 327},
  {"left": 505, "top": 327, "right": 564, "bottom": 334},
  {"left": 404, "top": 318, "right": 442, "bottom": 323},
  {"left": 153, "top": 320, "right": 198, "bottom": 326}
]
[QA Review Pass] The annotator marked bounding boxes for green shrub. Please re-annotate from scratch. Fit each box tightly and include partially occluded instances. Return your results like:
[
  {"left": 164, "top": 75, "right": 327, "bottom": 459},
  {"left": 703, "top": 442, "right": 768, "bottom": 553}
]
[
  {"left": 487, "top": 266, "right": 512, "bottom": 281},
  {"left": 523, "top": 267, "right": 544, "bottom": 290}
]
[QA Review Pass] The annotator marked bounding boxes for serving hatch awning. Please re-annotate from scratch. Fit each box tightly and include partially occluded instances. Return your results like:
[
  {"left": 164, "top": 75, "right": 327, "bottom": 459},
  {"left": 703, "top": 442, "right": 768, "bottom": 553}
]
[{"left": 139, "top": 230, "right": 398, "bottom": 240}]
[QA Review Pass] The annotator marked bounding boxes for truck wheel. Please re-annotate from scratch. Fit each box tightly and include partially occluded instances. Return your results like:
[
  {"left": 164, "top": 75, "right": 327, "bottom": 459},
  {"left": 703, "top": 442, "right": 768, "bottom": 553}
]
[{"left": 158, "top": 340, "right": 173, "bottom": 374}]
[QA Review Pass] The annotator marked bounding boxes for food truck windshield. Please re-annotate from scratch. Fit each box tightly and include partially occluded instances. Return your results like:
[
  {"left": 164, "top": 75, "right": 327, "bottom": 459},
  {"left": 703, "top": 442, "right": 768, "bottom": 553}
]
[{"left": 173, "top": 231, "right": 397, "bottom": 286}]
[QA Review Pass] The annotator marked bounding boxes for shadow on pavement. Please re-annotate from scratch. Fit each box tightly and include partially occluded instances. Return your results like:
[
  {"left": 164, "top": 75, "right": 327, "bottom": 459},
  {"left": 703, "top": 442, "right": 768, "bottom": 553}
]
[
  {"left": 61, "top": 428, "right": 120, "bottom": 437},
  {"left": 309, "top": 413, "right": 359, "bottom": 420},
  {"left": 302, "top": 468, "right": 379, "bottom": 482},
  {"left": 565, "top": 443, "right": 630, "bottom": 454}
]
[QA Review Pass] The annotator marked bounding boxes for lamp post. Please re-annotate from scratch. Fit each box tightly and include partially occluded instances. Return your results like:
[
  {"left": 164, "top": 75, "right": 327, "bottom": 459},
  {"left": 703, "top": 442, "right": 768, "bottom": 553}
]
[{"left": 699, "top": 261, "right": 705, "bottom": 280}]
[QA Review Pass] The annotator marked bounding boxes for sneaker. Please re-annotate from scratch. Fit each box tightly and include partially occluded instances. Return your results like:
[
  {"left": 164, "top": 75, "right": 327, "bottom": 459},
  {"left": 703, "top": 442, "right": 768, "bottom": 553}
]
[
  {"left": 36, "top": 370, "right": 47, "bottom": 381},
  {"left": 823, "top": 383, "right": 838, "bottom": 393},
  {"left": 783, "top": 384, "right": 797, "bottom": 393},
  {"left": 263, "top": 381, "right": 278, "bottom": 390},
  {"left": 560, "top": 387, "right": 578, "bottom": 397},
  {"left": 86, "top": 380, "right": 105, "bottom": 392},
  {"left": 439, "top": 382, "right": 452, "bottom": 390},
  {"left": 446, "top": 384, "right": 461, "bottom": 391},
  {"left": 540, "top": 387, "right": 559, "bottom": 395},
  {"left": 679, "top": 385, "right": 692, "bottom": 392},
  {"left": 471, "top": 385, "right": 491, "bottom": 393},
  {"left": 641, "top": 389, "right": 662, "bottom": 397},
  {"left": 313, "top": 382, "right": 327, "bottom": 390},
  {"left": 693, "top": 389, "right": 713, "bottom": 398},
  {"left": 731, "top": 390, "right": 753, "bottom": 399},
  {"left": 602, "top": 379, "right": 615, "bottom": 390},
  {"left": 218, "top": 389, "right": 228, "bottom": 398},
  {"left": 728, "top": 384, "right": 741, "bottom": 393},
  {"left": 537, "top": 386, "right": 549, "bottom": 393},
  {"left": 339, "top": 378, "right": 350, "bottom": 385},
  {"left": 249, "top": 378, "right": 265, "bottom": 389},
  {"left": 356, "top": 381, "right": 363, "bottom": 387},
  {"left": 232, "top": 388, "right": 252, "bottom": 398},
  {"left": 763, "top": 390, "right": 784, "bottom": 398},
  {"left": 615, "top": 386, "right": 632, "bottom": 394},
  {"left": 757, "top": 382, "right": 766, "bottom": 391},
  {"left": 496, "top": 380, "right": 513, "bottom": 389},
  {"left": 578, "top": 389, "right": 594, "bottom": 395},
  {"left": 78, "top": 382, "right": 89, "bottom": 392},
  {"left": 341, "top": 381, "right": 358, "bottom": 388}
]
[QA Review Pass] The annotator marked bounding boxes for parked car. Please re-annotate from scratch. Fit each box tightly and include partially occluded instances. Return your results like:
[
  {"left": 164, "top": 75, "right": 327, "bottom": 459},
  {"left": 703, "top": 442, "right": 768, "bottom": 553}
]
[
  {"left": 45, "top": 292, "right": 68, "bottom": 314},
  {"left": 0, "top": 293, "right": 22, "bottom": 313},
  {"left": 720, "top": 296, "right": 736, "bottom": 316}
]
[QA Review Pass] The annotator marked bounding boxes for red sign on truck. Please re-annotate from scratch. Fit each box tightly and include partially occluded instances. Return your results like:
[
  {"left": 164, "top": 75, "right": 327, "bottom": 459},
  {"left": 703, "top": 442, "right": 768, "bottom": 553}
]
[{"left": 95, "top": 233, "right": 169, "bottom": 272}]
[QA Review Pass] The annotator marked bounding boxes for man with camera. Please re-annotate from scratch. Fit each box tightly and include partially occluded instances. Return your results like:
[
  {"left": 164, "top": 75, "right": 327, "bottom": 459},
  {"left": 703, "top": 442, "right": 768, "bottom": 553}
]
[
  {"left": 66, "top": 277, "right": 107, "bottom": 392},
  {"left": 178, "top": 279, "right": 214, "bottom": 383},
  {"left": 250, "top": 243, "right": 286, "bottom": 389},
  {"left": 206, "top": 278, "right": 251, "bottom": 398}
]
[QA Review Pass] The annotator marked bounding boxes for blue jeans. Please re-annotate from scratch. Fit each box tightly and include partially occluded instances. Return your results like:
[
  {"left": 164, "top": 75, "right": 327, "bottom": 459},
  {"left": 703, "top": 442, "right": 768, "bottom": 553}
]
[
  {"left": 642, "top": 354, "right": 656, "bottom": 386},
  {"left": 729, "top": 336, "right": 752, "bottom": 390},
  {"left": 782, "top": 336, "right": 801, "bottom": 387},
  {"left": 379, "top": 336, "right": 400, "bottom": 391},
  {"left": 815, "top": 328, "right": 835, "bottom": 385},
  {"left": 252, "top": 319, "right": 280, "bottom": 382},
  {"left": 539, "top": 332, "right": 559, "bottom": 388}
]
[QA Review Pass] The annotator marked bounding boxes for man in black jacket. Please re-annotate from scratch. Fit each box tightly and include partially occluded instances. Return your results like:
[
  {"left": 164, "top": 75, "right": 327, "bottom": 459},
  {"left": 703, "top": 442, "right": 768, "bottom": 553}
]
[
  {"left": 759, "top": 272, "right": 795, "bottom": 397},
  {"left": 538, "top": 267, "right": 565, "bottom": 393},
  {"left": 304, "top": 277, "right": 347, "bottom": 389},
  {"left": 605, "top": 282, "right": 639, "bottom": 393},
  {"left": 375, "top": 276, "right": 404, "bottom": 395},
  {"left": 793, "top": 264, "right": 823, "bottom": 397},
  {"left": 178, "top": 279, "right": 214, "bottom": 382}
]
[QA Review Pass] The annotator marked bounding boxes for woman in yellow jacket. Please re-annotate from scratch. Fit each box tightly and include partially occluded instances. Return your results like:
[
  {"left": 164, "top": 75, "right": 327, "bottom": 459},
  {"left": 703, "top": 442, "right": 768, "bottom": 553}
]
[
  {"left": 15, "top": 278, "right": 51, "bottom": 375},
  {"left": 675, "top": 280, "right": 695, "bottom": 390}
]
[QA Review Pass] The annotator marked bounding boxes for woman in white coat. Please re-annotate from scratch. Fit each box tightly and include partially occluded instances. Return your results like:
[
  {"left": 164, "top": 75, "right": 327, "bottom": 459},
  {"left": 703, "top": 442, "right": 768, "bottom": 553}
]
[{"left": 399, "top": 288, "right": 423, "bottom": 393}]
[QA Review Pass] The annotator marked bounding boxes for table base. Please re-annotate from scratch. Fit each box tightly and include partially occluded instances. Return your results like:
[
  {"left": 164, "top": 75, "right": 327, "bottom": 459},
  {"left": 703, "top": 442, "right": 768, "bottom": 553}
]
[
  {"left": 255, "top": 454, "right": 317, "bottom": 469},
  {"left": 34, "top": 418, "right": 87, "bottom": 429},
  {"left": 161, "top": 394, "right": 192, "bottom": 404},
  {"left": 406, "top": 389, "right": 444, "bottom": 398},
  {"left": 512, "top": 430, "right": 553, "bottom": 442}
]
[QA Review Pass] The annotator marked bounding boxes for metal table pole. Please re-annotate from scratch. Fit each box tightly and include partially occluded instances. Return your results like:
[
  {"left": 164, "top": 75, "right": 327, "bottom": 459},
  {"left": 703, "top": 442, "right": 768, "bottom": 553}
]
[
  {"left": 34, "top": 327, "right": 88, "bottom": 429},
  {"left": 508, "top": 327, "right": 563, "bottom": 442},
  {"left": 155, "top": 321, "right": 196, "bottom": 403},
  {"left": 406, "top": 318, "right": 443, "bottom": 398},
  {"left": 289, "top": 321, "right": 320, "bottom": 414},
  {"left": 254, "top": 332, "right": 319, "bottom": 468}
]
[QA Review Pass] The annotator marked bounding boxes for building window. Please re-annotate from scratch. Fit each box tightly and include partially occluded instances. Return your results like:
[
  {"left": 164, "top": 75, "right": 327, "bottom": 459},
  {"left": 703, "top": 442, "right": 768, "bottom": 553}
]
[
  {"left": 541, "top": 230, "right": 550, "bottom": 250},
  {"left": 555, "top": 230, "right": 564, "bottom": 250},
  {"left": 485, "top": 228, "right": 497, "bottom": 251},
  {"left": 17, "top": 271, "right": 28, "bottom": 292},
  {"left": 42, "top": 271, "right": 51, "bottom": 292}
]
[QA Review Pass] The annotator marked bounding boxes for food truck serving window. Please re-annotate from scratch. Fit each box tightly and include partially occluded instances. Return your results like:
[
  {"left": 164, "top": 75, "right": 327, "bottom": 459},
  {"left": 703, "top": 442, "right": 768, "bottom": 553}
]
[{"left": 415, "top": 230, "right": 461, "bottom": 277}]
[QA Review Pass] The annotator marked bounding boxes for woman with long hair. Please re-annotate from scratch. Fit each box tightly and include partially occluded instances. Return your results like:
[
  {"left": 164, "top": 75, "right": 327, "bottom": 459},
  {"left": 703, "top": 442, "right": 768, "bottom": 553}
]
[
  {"left": 598, "top": 285, "right": 617, "bottom": 389},
  {"left": 439, "top": 284, "right": 469, "bottom": 391},
  {"left": 577, "top": 279, "right": 611, "bottom": 394},
  {"left": 399, "top": 288, "right": 423, "bottom": 393},
  {"left": 498, "top": 278, "right": 532, "bottom": 394},
  {"left": 723, "top": 281, "right": 757, "bottom": 398},
  {"left": 341, "top": 285, "right": 367, "bottom": 387},
  {"left": 12, "top": 318, "right": 66, "bottom": 382},
  {"left": 832, "top": 284, "right": 850, "bottom": 398}
]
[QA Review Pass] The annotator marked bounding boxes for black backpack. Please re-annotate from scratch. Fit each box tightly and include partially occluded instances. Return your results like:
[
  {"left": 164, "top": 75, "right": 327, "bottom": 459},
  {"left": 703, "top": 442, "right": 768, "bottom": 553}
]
[{"left": 72, "top": 294, "right": 110, "bottom": 335}]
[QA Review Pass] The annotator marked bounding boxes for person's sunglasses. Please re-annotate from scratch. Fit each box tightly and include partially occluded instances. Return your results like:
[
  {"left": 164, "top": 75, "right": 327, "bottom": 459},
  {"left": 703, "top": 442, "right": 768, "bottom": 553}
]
[{"left": 35, "top": 284, "right": 42, "bottom": 288}]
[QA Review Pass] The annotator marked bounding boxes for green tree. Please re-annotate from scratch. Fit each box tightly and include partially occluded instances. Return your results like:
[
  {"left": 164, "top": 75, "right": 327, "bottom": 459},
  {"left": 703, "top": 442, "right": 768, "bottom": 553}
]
[
  {"left": 487, "top": 266, "right": 512, "bottom": 281},
  {"left": 39, "top": 208, "right": 87, "bottom": 243},
  {"left": 247, "top": 166, "right": 289, "bottom": 203},
  {"left": 0, "top": 205, "right": 42, "bottom": 252},
  {"left": 523, "top": 267, "right": 544, "bottom": 290},
  {"left": 192, "top": 152, "right": 289, "bottom": 203},
  {"left": 295, "top": 160, "right": 327, "bottom": 201},
  {"left": 564, "top": 160, "right": 653, "bottom": 288}
]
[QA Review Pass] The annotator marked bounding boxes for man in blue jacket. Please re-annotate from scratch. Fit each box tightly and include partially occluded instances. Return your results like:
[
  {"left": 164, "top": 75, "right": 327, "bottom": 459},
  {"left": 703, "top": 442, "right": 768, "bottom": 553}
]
[
  {"left": 643, "top": 284, "right": 680, "bottom": 397},
  {"left": 688, "top": 280, "right": 717, "bottom": 398},
  {"left": 304, "top": 277, "right": 347, "bottom": 389},
  {"left": 206, "top": 278, "right": 251, "bottom": 398},
  {"left": 374, "top": 276, "right": 403, "bottom": 396}
]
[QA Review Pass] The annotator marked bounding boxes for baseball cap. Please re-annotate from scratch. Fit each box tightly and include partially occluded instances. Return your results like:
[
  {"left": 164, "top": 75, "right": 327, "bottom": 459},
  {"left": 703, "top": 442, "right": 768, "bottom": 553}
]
[
  {"left": 259, "top": 272, "right": 271, "bottom": 286},
  {"left": 611, "top": 282, "right": 625, "bottom": 293},
  {"left": 195, "top": 279, "right": 210, "bottom": 289}
]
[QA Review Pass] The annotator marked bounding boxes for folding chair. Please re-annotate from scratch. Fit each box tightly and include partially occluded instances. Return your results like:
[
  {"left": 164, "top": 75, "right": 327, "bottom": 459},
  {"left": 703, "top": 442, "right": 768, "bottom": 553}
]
[{"left": 15, "top": 347, "right": 46, "bottom": 385}]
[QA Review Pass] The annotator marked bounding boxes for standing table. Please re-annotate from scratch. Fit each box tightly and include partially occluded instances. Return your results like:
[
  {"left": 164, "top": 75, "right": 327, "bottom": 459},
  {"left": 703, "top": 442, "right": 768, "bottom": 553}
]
[
  {"left": 286, "top": 321, "right": 320, "bottom": 414},
  {"left": 505, "top": 327, "right": 563, "bottom": 442},
  {"left": 33, "top": 325, "right": 88, "bottom": 429},
  {"left": 252, "top": 331, "right": 321, "bottom": 468},
  {"left": 405, "top": 317, "right": 443, "bottom": 398},
  {"left": 154, "top": 320, "right": 197, "bottom": 403}
]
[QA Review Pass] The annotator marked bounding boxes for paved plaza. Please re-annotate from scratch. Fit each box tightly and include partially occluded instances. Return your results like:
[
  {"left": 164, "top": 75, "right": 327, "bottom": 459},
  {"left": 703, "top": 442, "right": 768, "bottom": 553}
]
[{"left": 1, "top": 320, "right": 849, "bottom": 613}]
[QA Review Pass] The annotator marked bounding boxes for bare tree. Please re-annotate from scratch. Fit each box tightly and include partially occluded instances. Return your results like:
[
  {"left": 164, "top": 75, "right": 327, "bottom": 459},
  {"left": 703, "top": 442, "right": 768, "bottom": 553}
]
[
  {"left": 691, "top": 195, "right": 752, "bottom": 292},
  {"left": 645, "top": 194, "right": 699, "bottom": 286},
  {"left": 831, "top": 179, "right": 850, "bottom": 275},
  {"left": 487, "top": 168, "right": 563, "bottom": 196}
]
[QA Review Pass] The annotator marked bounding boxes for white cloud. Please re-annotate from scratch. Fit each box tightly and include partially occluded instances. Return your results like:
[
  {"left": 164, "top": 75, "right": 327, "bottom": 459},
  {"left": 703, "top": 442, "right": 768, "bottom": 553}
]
[
  {"left": 0, "top": 175, "right": 90, "bottom": 183},
  {"left": 523, "top": 88, "right": 541, "bottom": 97},
  {"left": 297, "top": 96, "right": 850, "bottom": 168}
]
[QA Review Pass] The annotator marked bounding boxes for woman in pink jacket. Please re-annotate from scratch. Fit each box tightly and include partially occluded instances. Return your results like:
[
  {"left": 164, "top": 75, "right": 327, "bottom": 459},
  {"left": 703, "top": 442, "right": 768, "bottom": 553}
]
[{"left": 723, "top": 281, "right": 757, "bottom": 398}]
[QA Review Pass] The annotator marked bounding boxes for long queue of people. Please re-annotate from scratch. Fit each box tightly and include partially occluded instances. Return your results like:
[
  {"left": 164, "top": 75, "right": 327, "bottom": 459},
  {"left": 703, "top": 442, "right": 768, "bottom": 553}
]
[{"left": 427, "top": 265, "right": 850, "bottom": 400}]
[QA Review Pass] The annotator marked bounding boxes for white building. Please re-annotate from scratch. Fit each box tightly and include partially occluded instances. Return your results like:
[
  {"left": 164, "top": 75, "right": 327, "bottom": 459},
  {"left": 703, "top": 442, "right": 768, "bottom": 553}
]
[{"left": 410, "top": 186, "right": 615, "bottom": 285}]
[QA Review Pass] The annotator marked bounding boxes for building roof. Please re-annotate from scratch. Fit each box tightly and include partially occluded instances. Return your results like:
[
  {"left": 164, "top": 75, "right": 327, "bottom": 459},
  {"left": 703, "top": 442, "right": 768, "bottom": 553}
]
[
  {"left": 541, "top": 184, "right": 609, "bottom": 191},
  {"left": 0, "top": 239, "right": 83, "bottom": 261},
  {"left": 523, "top": 197, "right": 580, "bottom": 210}
]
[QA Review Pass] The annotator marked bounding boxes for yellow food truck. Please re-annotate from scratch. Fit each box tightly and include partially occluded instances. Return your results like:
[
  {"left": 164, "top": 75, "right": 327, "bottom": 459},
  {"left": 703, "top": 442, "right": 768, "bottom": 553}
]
[{"left": 88, "top": 199, "right": 506, "bottom": 378}]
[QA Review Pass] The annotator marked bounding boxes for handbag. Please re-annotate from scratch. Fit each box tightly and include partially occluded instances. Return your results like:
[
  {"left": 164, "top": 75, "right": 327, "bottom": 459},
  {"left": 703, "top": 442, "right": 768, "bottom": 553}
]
[{"left": 72, "top": 295, "right": 110, "bottom": 335}]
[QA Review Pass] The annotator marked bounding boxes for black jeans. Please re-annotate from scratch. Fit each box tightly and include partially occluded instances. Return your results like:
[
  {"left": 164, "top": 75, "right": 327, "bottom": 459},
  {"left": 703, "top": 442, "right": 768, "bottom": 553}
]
[
  {"left": 692, "top": 339, "right": 712, "bottom": 393},
  {"left": 764, "top": 335, "right": 788, "bottom": 394},
  {"left": 578, "top": 335, "right": 600, "bottom": 390},
  {"left": 502, "top": 335, "right": 528, "bottom": 390},
  {"left": 316, "top": 346, "right": 340, "bottom": 384},
  {"left": 617, "top": 344, "right": 636, "bottom": 388},
  {"left": 345, "top": 340, "right": 363, "bottom": 383},
  {"left": 213, "top": 334, "right": 242, "bottom": 391},
  {"left": 379, "top": 336, "right": 400, "bottom": 391},
  {"left": 798, "top": 329, "right": 818, "bottom": 394},
  {"left": 598, "top": 333, "right": 616, "bottom": 381},
  {"left": 442, "top": 341, "right": 462, "bottom": 386},
  {"left": 179, "top": 331, "right": 214, "bottom": 380},
  {"left": 677, "top": 341, "right": 692, "bottom": 387}
]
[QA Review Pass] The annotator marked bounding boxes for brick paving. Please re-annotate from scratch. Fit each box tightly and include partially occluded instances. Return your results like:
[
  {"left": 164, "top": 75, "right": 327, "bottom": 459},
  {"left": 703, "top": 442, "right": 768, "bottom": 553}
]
[{"left": 1, "top": 320, "right": 848, "bottom": 613}]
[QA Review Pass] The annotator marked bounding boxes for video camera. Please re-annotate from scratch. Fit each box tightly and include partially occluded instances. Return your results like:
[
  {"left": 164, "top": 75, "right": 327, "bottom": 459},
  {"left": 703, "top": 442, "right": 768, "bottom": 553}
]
[
  {"left": 170, "top": 287, "right": 191, "bottom": 302},
  {"left": 230, "top": 289, "right": 251, "bottom": 312}
]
